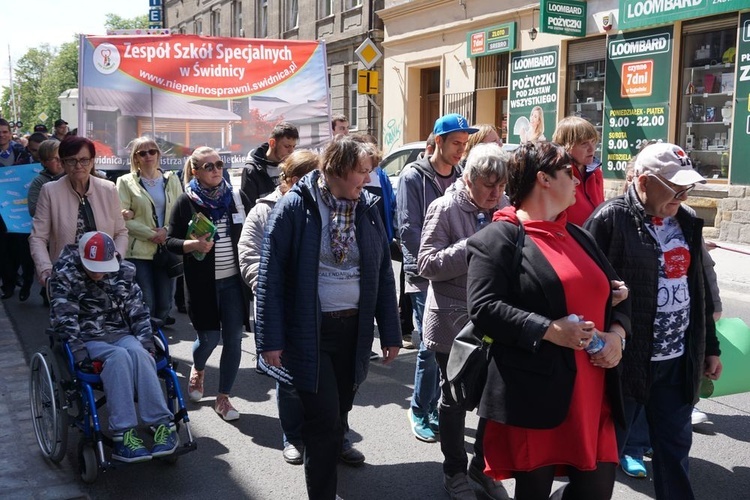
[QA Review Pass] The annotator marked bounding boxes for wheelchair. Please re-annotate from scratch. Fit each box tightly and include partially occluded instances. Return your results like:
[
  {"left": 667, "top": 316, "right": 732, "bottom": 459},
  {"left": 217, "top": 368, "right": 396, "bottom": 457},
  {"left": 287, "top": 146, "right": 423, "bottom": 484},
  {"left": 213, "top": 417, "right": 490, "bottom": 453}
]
[{"left": 29, "top": 321, "right": 197, "bottom": 483}]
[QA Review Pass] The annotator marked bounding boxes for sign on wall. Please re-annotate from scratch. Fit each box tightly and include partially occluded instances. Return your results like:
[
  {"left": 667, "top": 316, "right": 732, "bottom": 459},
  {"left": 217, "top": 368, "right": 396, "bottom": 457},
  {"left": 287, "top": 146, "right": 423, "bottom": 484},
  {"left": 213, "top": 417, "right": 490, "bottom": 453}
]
[
  {"left": 730, "top": 13, "right": 750, "bottom": 185},
  {"left": 619, "top": 0, "right": 746, "bottom": 31},
  {"left": 508, "top": 47, "right": 559, "bottom": 144},
  {"left": 0, "top": 163, "right": 41, "bottom": 234},
  {"left": 601, "top": 27, "right": 673, "bottom": 179},
  {"left": 541, "top": 0, "right": 587, "bottom": 38},
  {"left": 79, "top": 35, "right": 331, "bottom": 171},
  {"left": 467, "top": 22, "right": 516, "bottom": 58}
]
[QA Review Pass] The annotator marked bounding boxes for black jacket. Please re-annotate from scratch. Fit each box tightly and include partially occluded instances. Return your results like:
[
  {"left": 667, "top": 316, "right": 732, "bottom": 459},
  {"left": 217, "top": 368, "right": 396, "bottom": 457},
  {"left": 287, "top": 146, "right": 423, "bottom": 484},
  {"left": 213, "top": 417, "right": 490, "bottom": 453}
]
[
  {"left": 240, "top": 143, "right": 278, "bottom": 212},
  {"left": 584, "top": 185, "right": 720, "bottom": 405},
  {"left": 467, "top": 219, "right": 629, "bottom": 429},
  {"left": 166, "top": 190, "right": 251, "bottom": 331}
]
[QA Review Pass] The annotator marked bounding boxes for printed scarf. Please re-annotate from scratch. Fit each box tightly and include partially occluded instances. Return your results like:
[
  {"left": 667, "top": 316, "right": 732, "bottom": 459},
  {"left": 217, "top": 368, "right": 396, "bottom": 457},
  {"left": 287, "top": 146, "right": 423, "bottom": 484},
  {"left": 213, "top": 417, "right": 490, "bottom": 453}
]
[
  {"left": 317, "top": 175, "right": 357, "bottom": 264},
  {"left": 185, "top": 178, "right": 233, "bottom": 240}
]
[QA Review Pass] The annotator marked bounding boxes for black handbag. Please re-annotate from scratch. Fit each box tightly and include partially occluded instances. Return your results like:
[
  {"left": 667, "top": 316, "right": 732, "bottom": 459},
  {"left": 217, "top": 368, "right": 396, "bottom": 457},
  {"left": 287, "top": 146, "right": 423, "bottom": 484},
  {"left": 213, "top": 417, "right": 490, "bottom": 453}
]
[
  {"left": 154, "top": 244, "right": 183, "bottom": 278},
  {"left": 446, "top": 222, "right": 525, "bottom": 412}
]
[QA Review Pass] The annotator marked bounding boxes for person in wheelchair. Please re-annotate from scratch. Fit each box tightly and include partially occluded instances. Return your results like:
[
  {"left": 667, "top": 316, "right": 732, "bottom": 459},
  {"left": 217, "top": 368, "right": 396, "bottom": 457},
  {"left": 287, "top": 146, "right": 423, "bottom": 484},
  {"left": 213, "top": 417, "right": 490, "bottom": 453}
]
[{"left": 48, "top": 231, "right": 179, "bottom": 463}]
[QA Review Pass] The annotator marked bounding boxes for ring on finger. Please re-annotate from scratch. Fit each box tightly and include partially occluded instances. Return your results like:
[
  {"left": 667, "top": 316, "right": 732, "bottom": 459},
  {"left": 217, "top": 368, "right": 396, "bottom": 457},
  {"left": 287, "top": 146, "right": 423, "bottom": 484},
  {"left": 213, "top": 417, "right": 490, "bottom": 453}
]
[{"left": 578, "top": 339, "right": 585, "bottom": 347}]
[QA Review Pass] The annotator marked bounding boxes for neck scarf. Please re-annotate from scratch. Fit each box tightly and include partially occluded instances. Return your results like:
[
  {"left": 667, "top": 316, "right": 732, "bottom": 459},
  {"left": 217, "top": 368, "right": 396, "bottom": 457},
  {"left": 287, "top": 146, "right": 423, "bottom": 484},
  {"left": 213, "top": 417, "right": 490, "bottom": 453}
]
[
  {"left": 317, "top": 174, "right": 358, "bottom": 264},
  {"left": 185, "top": 178, "right": 233, "bottom": 239}
]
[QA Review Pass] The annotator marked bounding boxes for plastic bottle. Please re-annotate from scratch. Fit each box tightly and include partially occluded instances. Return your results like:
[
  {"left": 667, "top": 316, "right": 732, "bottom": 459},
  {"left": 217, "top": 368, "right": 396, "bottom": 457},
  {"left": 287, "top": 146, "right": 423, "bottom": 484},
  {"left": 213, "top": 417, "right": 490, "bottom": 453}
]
[{"left": 567, "top": 314, "right": 605, "bottom": 354}]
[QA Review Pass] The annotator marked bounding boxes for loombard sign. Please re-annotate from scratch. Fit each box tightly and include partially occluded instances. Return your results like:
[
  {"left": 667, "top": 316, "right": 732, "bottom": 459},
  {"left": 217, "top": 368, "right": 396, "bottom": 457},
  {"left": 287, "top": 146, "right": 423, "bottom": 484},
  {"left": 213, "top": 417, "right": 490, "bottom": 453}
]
[
  {"left": 619, "top": 0, "right": 747, "bottom": 30},
  {"left": 80, "top": 35, "right": 330, "bottom": 170}
]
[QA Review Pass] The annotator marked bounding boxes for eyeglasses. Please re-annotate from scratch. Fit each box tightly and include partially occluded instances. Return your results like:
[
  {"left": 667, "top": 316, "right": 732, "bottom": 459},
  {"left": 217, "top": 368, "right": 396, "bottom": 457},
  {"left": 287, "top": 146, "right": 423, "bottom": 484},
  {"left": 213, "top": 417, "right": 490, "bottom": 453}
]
[
  {"left": 648, "top": 174, "right": 695, "bottom": 199},
  {"left": 136, "top": 149, "right": 159, "bottom": 158},
  {"left": 195, "top": 160, "right": 224, "bottom": 172},
  {"left": 62, "top": 157, "right": 92, "bottom": 168}
]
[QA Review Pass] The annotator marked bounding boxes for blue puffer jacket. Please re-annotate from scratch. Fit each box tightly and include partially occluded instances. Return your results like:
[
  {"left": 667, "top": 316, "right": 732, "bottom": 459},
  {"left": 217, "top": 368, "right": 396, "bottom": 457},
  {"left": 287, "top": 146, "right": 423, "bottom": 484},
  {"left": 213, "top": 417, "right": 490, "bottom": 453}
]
[{"left": 255, "top": 170, "right": 402, "bottom": 393}]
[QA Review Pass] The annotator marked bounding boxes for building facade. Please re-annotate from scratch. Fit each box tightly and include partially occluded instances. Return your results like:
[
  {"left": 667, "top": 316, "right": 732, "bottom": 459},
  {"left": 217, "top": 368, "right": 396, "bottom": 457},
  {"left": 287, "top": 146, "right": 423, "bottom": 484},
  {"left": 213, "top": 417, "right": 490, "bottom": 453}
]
[
  {"left": 163, "top": 0, "right": 385, "bottom": 139},
  {"left": 378, "top": 0, "right": 750, "bottom": 243}
]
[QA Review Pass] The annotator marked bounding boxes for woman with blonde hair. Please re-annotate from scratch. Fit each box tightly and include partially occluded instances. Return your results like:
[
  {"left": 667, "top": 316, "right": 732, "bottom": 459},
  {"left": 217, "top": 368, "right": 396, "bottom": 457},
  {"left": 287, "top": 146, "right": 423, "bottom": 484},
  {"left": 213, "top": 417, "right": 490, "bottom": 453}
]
[
  {"left": 459, "top": 124, "right": 502, "bottom": 167},
  {"left": 166, "top": 147, "right": 250, "bottom": 421},
  {"left": 116, "top": 137, "right": 183, "bottom": 324}
]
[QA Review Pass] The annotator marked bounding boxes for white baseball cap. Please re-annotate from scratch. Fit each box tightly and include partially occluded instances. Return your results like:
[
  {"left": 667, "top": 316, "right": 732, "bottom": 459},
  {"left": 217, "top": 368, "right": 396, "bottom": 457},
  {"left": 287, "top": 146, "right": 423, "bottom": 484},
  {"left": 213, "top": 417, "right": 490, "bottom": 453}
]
[{"left": 634, "top": 142, "right": 705, "bottom": 186}]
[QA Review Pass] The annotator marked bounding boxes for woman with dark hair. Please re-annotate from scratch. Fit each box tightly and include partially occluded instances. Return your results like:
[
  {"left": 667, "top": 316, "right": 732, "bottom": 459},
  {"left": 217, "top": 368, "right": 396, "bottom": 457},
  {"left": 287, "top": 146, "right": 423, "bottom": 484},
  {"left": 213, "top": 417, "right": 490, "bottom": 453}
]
[
  {"left": 466, "top": 142, "right": 630, "bottom": 500},
  {"left": 30, "top": 136, "right": 128, "bottom": 285},
  {"left": 255, "top": 136, "right": 402, "bottom": 499},
  {"left": 116, "top": 137, "right": 183, "bottom": 324},
  {"left": 166, "top": 147, "right": 250, "bottom": 422}
]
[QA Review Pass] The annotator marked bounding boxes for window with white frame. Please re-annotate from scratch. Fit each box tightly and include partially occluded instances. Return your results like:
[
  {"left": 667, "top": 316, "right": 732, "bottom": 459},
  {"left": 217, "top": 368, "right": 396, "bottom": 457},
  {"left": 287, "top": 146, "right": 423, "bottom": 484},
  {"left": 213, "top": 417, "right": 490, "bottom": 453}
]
[
  {"left": 349, "top": 66, "right": 358, "bottom": 129},
  {"left": 211, "top": 10, "right": 220, "bottom": 36},
  {"left": 319, "top": 0, "right": 333, "bottom": 17},
  {"left": 344, "top": 0, "right": 361, "bottom": 9},
  {"left": 286, "top": 0, "right": 299, "bottom": 30},
  {"left": 194, "top": 18, "right": 203, "bottom": 35},
  {"left": 257, "top": 0, "right": 268, "bottom": 37}
]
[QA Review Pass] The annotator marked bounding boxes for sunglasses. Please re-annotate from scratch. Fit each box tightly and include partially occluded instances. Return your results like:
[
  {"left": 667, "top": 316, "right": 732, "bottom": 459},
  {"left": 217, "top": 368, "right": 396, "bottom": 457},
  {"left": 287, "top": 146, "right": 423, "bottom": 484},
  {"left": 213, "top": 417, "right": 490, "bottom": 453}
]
[
  {"left": 648, "top": 174, "right": 695, "bottom": 199},
  {"left": 136, "top": 149, "right": 159, "bottom": 158},
  {"left": 195, "top": 160, "right": 224, "bottom": 172},
  {"left": 62, "top": 157, "right": 92, "bottom": 168}
]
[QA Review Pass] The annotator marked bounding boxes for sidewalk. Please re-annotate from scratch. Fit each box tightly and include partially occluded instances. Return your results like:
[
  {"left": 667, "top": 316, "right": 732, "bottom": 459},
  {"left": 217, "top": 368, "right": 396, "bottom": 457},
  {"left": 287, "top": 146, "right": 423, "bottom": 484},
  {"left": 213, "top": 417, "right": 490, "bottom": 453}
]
[
  {"left": 0, "top": 301, "right": 88, "bottom": 500},
  {"left": 708, "top": 240, "right": 750, "bottom": 295}
]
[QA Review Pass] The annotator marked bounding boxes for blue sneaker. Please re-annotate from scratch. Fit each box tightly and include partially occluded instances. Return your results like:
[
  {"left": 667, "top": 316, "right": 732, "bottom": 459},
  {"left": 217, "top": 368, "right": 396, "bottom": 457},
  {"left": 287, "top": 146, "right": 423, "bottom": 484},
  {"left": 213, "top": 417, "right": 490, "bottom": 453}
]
[
  {"left": 112, "top": 428, "right": 152, "bottom": 463},
  {"left": 408, "top": 408, "right": 437, "bottom": 443},
  {"left": 620, "top": 455, "right": 647, "bottom": 478},
  {"left": 427, "top": 408, "right": 440, "bottom": 434},
  {"left": 151, "top": 423, "right": 180, "bottom": 457}
]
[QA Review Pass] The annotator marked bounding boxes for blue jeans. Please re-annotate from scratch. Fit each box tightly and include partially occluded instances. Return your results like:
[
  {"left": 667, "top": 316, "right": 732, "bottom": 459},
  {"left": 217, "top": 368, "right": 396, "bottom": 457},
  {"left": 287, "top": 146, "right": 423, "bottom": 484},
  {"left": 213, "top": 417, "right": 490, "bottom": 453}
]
[
  {"left": 131, "top": 258, "right": 174, "bottom": 322},
  {"left": 617, "top": 356, "right": 694, "bottom": 500},
  {"left": 618, "top": 402, "right": 651, "bottom": 459},
  {"left": 192, "top": 275, "right": 244, "bottom": 395},
  {"left": 278, "top": 381, "right": 304, "bottom": 446},
  {"left": 409, "top": 291, "right": 440, "bottom": 417},
  {"left": 85, "top": 335, "right": 173, "bottom": 432}
]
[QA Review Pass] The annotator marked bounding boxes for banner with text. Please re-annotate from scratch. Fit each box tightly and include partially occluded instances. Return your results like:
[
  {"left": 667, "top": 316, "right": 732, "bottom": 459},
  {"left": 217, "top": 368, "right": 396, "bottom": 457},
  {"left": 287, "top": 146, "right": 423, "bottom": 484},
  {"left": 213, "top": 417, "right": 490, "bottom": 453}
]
[
  {"left": 509, "top": 47, "right": 559, "bottom": 144},
  {"left": 602, "top": 27, "right": 673, "bottom": 179},
  {"left": 0, "top": 163, "right": 41, "bottom": 233},
  {"left": 541, "top": 0, "right": 587, "bottom": 38},
  {"left": 730, "top": 14, "right": 750, "bottom": 185},
  {"left": 80, "top": 35, "right": 330, "bottom": 174},
  {"left": 620, "top": 0, "right": 745, "bottom": 31}
]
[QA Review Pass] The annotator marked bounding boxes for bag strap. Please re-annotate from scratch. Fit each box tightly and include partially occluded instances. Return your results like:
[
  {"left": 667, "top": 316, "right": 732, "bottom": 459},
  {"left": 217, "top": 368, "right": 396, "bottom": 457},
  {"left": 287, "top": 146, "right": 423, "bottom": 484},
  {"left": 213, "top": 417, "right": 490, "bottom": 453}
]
[{"left": 512, "top": 222, "right": 525, "bottom": 272}]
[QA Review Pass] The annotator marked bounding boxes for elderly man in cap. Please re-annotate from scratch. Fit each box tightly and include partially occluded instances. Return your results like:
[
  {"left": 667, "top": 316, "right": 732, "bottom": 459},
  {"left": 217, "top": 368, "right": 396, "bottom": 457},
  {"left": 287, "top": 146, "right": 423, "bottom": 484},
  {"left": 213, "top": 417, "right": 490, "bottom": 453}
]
[
  {"left": 49, "top": 231, "right": 179, "bottom": 463},
  {"left": 585, "top": 143, "right": 722, "bottom": 500}
]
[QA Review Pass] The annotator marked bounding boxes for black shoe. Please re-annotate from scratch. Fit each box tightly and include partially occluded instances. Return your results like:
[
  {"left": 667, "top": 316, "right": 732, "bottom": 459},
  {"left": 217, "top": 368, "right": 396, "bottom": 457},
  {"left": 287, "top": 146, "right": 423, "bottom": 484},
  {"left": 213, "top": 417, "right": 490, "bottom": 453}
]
[
  {"left": 176, "top": 304, "right": 187, "bottom": 314},
  {"left": 1, "top": 290, "right": 13, "bottom": 300},
  {"left": 164, "top": 316, "right": 176, "bottom": 326},
  {"left": 19, "top": 287, "right": 31, "bottom": 302}
]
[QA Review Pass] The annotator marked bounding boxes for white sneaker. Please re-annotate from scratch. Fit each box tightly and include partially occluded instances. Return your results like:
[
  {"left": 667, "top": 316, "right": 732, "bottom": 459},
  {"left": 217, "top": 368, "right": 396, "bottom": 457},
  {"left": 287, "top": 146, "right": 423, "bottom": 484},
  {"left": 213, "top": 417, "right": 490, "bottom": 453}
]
[
  {"left": 691, "top": 407, "right": 709, "bottom": 425},
  {"left": 215, "top": 395, "right": 240, "bottom": 421}
]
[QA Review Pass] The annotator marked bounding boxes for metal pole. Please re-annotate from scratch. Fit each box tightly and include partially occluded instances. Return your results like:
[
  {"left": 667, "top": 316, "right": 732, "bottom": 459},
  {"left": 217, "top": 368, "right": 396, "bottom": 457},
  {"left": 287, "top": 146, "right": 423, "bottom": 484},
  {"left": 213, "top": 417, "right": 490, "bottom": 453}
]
[{"left": 8, "top": 45, "right": 19, "bottom": 124}]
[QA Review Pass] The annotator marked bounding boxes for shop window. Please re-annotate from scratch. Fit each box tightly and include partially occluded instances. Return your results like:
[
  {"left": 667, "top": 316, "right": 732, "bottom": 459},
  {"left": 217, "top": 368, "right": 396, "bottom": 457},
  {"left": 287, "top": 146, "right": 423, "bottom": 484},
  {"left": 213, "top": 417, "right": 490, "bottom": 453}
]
[
  {"left": 679, "top": 17, "right": 737, "bottom": 180},
  {"left": 566, "top": 38, "right": 606, "bottom": 155}
]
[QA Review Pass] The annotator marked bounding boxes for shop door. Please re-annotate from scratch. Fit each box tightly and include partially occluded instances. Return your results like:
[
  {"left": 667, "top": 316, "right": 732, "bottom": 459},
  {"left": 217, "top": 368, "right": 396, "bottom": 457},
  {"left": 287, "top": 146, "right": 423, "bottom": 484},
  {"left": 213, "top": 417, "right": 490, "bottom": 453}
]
[{"left": 421, "top": 67, "right": 441, "bottom": 141}]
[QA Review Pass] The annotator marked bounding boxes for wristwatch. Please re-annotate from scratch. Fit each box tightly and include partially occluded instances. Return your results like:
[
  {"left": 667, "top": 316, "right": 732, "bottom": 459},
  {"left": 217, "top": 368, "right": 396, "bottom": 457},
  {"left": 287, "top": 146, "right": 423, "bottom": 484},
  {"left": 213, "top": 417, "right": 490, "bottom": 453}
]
[{"left": 617, "top": 333, "right": 626, "bottom": 351}]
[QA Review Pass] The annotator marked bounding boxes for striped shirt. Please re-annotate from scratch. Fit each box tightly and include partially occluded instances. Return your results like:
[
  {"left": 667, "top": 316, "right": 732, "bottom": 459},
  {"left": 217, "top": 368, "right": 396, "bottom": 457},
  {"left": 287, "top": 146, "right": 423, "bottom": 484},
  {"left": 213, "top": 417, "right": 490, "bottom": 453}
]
[{"left": 214, "top": 217, "right": 237, "bottom": 279}]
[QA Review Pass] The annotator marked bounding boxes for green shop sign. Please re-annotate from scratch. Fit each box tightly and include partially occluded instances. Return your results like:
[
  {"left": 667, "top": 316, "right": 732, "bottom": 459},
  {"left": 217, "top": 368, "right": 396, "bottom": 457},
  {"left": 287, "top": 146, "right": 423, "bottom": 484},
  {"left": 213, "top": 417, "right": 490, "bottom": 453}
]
[
  {"left": 620, "top": 0, "right": 746, "bottom": 31},
  {"left": 467, "top": 22, "right": 516, "bottom": 58},
  {"left": 602, "top": 27, "right": 674, "bottom": 179},
  {"left": 508, "top": 47, "right": 559, "bottom": 144},
  {"left": 541, "top": 0, "right": 587, "bottom": 38},
  {"left": 730, "top": 14, "right": 750, "bottom": 184}
]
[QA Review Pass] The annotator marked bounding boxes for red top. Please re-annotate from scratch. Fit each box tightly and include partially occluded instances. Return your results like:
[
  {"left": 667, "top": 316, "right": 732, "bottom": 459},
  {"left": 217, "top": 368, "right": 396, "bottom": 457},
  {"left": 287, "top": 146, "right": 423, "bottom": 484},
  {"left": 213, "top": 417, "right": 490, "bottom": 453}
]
[
  {"left": 482, "top": 213, "right": 618, "bottom": 479},
  {"left": 565, "top": 165, "right": 604, "bottom": 226}
]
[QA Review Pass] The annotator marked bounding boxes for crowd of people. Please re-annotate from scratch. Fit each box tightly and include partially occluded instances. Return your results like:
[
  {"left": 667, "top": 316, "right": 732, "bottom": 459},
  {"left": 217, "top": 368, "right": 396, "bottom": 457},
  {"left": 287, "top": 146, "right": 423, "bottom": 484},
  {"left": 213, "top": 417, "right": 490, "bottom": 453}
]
[{"left": 0, "top": 111, "right": 725, "bottom": 500}]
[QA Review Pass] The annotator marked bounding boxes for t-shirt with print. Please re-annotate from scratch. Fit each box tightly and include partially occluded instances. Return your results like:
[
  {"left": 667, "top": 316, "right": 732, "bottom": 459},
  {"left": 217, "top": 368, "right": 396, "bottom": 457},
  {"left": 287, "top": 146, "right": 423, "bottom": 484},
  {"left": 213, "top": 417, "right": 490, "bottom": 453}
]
[
  {"left": 317, "top": 197, "right": 360, "bottom": 312},
  {"left": 645, "top": 216, "right": 691, "bottom": 361}
]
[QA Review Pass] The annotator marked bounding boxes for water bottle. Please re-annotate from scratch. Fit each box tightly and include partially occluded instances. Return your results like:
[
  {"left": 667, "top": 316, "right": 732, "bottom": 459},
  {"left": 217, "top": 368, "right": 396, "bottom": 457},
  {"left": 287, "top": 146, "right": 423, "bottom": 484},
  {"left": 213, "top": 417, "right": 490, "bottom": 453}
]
[
  {"left": 476, "top": 212, "right": 488, "bottom": 231},
  {"left": 567, "top": 314, "right": 605, "bottom": 355}
]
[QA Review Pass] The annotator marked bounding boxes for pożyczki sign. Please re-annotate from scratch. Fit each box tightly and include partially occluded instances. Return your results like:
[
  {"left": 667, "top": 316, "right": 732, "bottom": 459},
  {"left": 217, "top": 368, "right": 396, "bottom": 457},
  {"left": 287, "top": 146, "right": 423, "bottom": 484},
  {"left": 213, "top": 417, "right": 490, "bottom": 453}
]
[
  {"left": 541, "top": 0, "right": 587, "bottom": 38},
  {"left": 602, "top": 27, "right": 674, "bottom": 179},
  {"left": 619, "top": 0, "right": 747, "bottom": 31},
  {"left": 466, "top": 22, "right": 516, "bottom": 58},
  {"left": 508, "top": 47, "right": 559, "bottom": 144},
  {"left": 730, "top": 14, "right": 750, "bottom": 184}
]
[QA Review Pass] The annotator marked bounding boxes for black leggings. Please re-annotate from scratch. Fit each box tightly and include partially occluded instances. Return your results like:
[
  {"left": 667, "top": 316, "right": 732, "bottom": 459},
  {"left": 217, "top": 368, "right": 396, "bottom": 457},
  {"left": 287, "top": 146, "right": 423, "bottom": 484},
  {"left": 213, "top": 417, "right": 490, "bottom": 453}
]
[{"left": 514, "top": 462, "right": 616, "bottom": 500}]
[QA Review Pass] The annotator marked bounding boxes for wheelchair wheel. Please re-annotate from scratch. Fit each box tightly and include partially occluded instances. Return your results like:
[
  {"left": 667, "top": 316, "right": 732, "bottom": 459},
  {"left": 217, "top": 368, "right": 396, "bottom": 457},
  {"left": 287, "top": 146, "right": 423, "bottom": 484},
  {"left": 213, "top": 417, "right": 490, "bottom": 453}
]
[
  {"left": 78, "top": 441, "right": 98, "bottom": 484},
  {"left": 29, "top": 347, "right": 69, "bottom": 463}
]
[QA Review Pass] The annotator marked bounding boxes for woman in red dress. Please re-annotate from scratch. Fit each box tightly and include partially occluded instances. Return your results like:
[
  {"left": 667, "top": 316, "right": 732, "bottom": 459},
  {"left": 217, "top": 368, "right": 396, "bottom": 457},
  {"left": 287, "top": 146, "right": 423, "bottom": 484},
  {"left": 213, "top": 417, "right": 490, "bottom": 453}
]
[{"left": 466, "top": 142, "right": 630, "bottom": 500}]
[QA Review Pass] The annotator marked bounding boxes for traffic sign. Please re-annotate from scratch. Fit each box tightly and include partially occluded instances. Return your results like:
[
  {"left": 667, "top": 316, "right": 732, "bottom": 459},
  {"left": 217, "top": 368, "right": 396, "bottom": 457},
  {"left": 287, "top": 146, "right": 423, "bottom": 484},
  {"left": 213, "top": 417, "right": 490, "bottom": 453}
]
[
  {"left": 38, "top": 112, "right": 48, "bottom": 122},
  {"left": 357, "top": 70, "right": 379, "bottom": 95},
  {"left": 355, "top": 39, "right": 382, "bottom": 70}
]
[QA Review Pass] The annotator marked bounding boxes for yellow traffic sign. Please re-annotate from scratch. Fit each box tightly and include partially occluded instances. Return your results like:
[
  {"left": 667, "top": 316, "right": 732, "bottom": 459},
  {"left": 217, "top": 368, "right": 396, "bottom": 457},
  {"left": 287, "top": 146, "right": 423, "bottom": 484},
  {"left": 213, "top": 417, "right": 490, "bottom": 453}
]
[
  {"left": 355, "top": 39, "right": 382, "bottom": 70},
  {"left": 357, "top": 70, "right": 379, "bottom": 95}
]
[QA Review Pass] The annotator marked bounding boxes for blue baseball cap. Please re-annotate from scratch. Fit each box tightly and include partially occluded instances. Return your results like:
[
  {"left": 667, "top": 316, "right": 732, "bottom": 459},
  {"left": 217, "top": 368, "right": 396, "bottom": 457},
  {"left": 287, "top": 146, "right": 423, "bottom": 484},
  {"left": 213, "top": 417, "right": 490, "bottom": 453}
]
[{"left": 433, "top": 113, "right": 478, "bottom": 136}]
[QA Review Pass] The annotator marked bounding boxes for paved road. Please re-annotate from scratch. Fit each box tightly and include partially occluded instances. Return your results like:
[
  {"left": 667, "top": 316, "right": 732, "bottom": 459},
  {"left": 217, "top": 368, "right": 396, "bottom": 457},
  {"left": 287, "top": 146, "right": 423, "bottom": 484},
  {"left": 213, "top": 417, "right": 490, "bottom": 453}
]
[{"left": 3, "top": 248, "right": 750, "bottom": 499}]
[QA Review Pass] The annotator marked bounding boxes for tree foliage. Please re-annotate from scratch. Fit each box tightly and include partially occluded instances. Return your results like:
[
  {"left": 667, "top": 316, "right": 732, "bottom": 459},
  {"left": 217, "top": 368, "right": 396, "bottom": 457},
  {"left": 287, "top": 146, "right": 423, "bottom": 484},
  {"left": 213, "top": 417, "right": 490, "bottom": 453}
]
[{"left": 1, "top": 13, "right": 147, "bottom": 133}]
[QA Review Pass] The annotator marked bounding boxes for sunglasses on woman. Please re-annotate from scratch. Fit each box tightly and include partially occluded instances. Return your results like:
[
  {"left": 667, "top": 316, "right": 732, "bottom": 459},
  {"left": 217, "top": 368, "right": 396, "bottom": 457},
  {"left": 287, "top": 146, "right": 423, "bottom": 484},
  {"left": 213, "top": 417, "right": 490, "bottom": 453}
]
[
  {"left": 196, "top": 160, "right": 224, "bottom": 172},
  {"left": 136, "top": 149, "right": 159, "bottom": 157}
]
